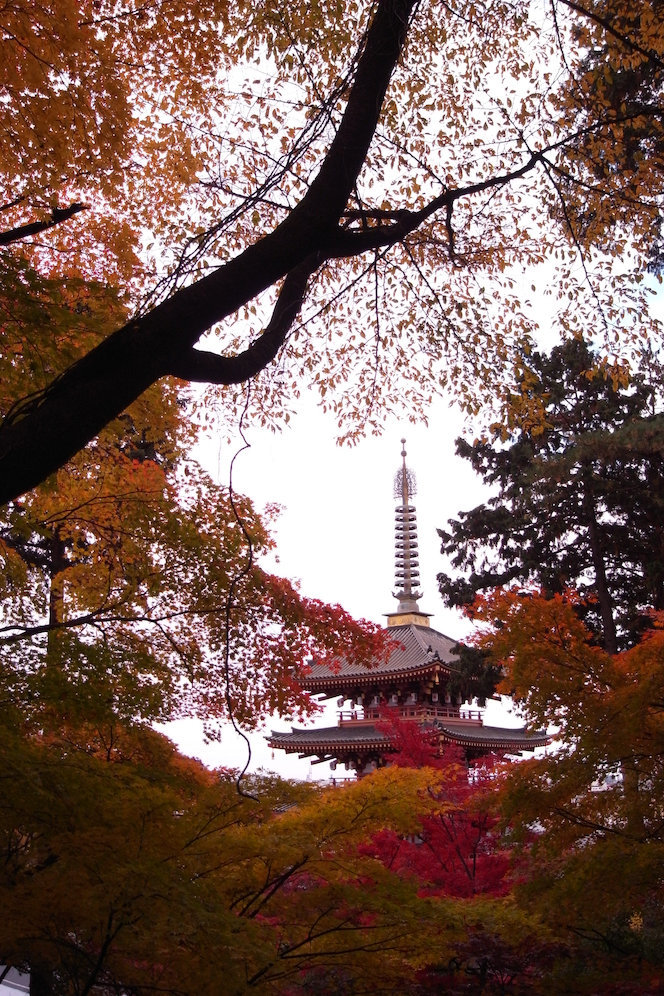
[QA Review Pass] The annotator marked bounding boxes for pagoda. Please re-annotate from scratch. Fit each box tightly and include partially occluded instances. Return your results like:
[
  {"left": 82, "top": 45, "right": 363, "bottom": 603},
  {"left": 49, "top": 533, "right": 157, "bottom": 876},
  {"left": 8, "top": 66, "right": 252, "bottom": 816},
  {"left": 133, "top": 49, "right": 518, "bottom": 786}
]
[{"left": 268, "top": 441, "right": 548, "bottom": 776}]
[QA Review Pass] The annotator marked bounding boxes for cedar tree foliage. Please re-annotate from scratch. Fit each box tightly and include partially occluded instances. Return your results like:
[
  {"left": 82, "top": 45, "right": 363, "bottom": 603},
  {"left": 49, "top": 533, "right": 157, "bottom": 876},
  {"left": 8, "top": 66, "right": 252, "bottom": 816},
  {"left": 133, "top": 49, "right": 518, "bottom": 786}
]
[{"left": 438, "top": 339, "right": 664, "bottom": 653}]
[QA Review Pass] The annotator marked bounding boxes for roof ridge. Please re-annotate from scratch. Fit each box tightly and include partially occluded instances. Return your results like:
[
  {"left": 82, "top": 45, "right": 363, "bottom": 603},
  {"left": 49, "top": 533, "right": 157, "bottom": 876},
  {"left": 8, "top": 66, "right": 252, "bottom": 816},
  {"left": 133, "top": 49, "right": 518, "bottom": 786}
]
[{"left": 410, "top": 624, "right": 432, "bottom": 653}]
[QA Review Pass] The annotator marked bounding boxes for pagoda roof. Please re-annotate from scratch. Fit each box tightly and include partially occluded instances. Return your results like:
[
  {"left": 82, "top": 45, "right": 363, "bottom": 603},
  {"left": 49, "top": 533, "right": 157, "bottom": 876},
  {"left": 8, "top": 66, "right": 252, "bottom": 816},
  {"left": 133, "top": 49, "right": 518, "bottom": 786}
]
[
  {"left": 268, "top": 721, "right": 548, "bottom": 756},
  {"left": 269, "top": 724, "right": 391, "bottom": 753},
  {"left": 303, "top": 622, "right": 459, "bottom": 691},
  {"left": 436, "top": 723, "right": 550, "bottom": 751}
]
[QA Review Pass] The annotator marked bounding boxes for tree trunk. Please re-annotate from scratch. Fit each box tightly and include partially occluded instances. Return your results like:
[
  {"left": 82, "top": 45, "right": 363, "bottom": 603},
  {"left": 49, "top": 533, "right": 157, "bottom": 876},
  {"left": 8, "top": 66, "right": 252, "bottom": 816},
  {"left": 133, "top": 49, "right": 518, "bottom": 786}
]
[
  {"left": 29, "top": 965, "right": 55, "bottom": 996},
  {"left": 583, "top": 484, "right": 618, "bottom": 654},
  {"left": 622, "top": 760, "right": 646, "bottom": 838},
  {"left": 46, "top": 529, "right": 67, "bottom": 666}
]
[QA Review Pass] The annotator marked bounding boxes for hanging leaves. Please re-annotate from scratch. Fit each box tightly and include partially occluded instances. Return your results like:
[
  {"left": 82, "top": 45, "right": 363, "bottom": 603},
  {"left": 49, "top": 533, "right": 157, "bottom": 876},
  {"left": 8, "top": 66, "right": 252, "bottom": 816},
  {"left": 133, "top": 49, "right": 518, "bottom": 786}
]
[{"left": 1, "top": 0, "right": 663, "bottom": 500}]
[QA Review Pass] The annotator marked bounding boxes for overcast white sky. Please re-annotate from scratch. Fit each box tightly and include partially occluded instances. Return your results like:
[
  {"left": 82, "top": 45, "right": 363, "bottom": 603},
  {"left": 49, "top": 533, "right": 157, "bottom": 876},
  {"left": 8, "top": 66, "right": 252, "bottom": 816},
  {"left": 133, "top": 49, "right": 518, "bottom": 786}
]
[
  {"left": 164, "top": 397, "right": 523, "bottom": 780},
  {"left": 213, "top": 401, "right": 482, "bottom": 628}
]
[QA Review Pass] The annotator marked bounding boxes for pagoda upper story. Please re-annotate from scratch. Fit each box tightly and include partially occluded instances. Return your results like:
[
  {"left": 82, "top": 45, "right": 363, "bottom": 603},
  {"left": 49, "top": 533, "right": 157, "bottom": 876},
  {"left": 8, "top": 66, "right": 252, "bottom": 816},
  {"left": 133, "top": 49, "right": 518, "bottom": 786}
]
[{"left": 268, "top": 441, "right": 548, "bottom": 775}]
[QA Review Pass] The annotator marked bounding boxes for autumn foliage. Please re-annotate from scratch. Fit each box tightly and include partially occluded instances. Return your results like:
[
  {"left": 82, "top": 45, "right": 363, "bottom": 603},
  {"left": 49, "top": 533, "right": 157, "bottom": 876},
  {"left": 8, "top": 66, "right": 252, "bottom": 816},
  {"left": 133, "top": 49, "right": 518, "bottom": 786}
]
[
  {"left": 0, "top": 719, "right": 468, "bottom": 996},
  {"left": 363, "top": 720, "right": 513, "bottom": 899},
  {"left": 1, "top": 432, "right": 391, "bottom": 737},
  {"left": 471, "top": 587, "right": 664, "bottom": 992},
  {"left": 1, "top": 0, "right": 664, "bottom": 500},
  {"left": 2, "top": 0, "right": 664, "bottom": 992}
]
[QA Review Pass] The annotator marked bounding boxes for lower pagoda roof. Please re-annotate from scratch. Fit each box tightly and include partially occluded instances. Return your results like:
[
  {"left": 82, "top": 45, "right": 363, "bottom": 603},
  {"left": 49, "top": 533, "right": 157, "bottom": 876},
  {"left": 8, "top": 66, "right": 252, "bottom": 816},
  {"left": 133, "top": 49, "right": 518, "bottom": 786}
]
[
  {"left": 269, "top": 724, "right": 390, "bottom": 753},
  {"left": 435, "top": 723, "right": 549, "bottom": 751},
  {"left": 268, "top": 721, "right": 549, "bottom": 758}
]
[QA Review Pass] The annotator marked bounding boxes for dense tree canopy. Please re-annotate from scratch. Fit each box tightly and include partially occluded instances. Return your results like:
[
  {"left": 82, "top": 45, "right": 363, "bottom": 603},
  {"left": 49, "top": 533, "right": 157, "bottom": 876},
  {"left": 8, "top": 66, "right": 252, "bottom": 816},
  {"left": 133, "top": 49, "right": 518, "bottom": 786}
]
[
  {"left": 0, "top": 434, "right": 390, "bottom": 738},
  {"left": 1, "top": 0, "right": 663, "bottom": 503},
  {"left": 438, "top": 339, "right": 664, "bottom": 652},
  {"left": 0, "top": 717, "right": 459, "bottom": 996},
  {"left": 474, "top": 589, "right": 664, "bottom": 993}
]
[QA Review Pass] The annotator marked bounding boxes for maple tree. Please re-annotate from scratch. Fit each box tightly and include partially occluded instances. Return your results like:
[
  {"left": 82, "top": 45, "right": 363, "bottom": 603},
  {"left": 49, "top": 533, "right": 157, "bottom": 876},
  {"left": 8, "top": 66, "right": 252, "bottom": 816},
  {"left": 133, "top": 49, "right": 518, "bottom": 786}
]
[
  {"left": 0, "top": 437, "right": 391, "bottom": 737},
  {"left": 0, "top": 395, "right": 426, "bottom": 996},
  {"left": 366, "top": 718, "right": 513, "bottom": 899},
  {"left": 472, "top": 588, "right": 664, "bottom": 993},
  {"left": 0, "top": 336, "right": 405, "bottom": 996},
  {"left": 1, "top": 0, "right": 663, "bottom": 505},
  {"left": 438, "top": 338, "right": 664, "bottom": 653},
  {"left": 0, "top": 714, "right": 469, "bottom": 996},
  {"left": 352, "top": 715, "right": 559, "bottom": 995},
  {"left": 0, "top": 253, "right": 398, "bottom": 736}
]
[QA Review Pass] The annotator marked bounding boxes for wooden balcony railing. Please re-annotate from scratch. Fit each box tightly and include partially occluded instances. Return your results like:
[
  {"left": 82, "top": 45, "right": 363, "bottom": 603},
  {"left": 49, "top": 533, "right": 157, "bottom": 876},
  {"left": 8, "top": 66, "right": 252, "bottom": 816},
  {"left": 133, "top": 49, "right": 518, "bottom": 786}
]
[{"left": 338, "top": 704, "right": 482, "bottom": 725}]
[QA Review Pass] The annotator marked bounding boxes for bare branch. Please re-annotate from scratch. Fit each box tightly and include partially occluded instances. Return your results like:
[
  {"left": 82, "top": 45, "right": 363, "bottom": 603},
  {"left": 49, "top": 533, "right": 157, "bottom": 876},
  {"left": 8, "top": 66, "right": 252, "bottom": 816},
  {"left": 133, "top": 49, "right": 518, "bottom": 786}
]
[{"left": 0, "top": 203, "right": 87, "bottom": 246}]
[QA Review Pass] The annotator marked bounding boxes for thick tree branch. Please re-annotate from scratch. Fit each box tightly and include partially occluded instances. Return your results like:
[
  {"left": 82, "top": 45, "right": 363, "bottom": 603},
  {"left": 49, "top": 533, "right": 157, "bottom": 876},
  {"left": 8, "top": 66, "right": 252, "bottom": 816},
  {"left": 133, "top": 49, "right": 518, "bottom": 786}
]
[
  {"left": 0, "top": 0, "right": 418, "bottom": 506},
  {"left": 326, "top": 150, "right": 546, "bottom": 257},
  {"left": 0, "top": 202, "right": 87, "bottom": 246},
  {"left": 166, "top": 256, "right": 320, "bottom": 383}
]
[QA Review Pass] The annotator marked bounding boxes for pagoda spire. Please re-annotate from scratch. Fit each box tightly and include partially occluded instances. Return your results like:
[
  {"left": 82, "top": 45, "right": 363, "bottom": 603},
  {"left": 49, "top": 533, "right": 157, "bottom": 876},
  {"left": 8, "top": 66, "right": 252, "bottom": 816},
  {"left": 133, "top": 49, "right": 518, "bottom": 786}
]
[{"left": 387, "top": 439, "right": 430, "bottom": 627}]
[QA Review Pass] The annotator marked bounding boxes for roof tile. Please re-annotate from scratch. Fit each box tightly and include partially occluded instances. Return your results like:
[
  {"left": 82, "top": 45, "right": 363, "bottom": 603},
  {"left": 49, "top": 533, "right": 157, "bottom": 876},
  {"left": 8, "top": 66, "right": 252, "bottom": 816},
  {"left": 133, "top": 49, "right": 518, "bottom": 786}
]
[{"left": 305, "top": 623, "right": 459, "bottom": 682}]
